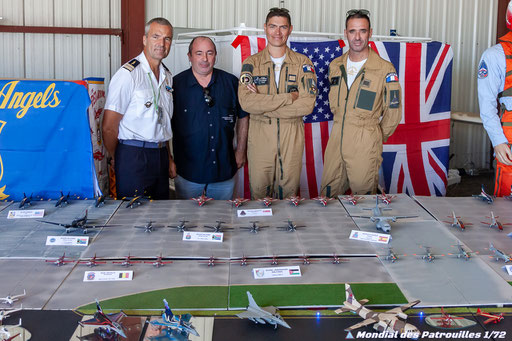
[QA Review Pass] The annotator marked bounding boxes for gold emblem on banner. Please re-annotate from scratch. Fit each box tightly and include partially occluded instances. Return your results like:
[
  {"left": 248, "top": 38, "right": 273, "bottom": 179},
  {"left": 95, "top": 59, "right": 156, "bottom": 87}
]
[{"left": 240, "top": 73, "right": 254, "bottom": 85}]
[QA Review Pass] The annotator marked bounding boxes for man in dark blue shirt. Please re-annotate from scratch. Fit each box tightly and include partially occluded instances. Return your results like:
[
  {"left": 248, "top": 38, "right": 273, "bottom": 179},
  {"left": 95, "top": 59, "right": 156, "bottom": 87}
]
[{"left": 172, "top": 36, "right": 248, "bottom": 199}]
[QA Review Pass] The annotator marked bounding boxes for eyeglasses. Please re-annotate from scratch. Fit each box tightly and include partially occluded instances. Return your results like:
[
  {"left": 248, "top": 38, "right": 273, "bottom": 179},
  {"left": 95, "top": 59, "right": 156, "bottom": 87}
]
[
  {"left": 203, "top": 88, "right": 214, "bottom": 107},
  {"left": 346, "top": 9, "right": 370, "bottom": 18},
  {"left": 269, "top": 7, "right": 289, "bottom": 13}
]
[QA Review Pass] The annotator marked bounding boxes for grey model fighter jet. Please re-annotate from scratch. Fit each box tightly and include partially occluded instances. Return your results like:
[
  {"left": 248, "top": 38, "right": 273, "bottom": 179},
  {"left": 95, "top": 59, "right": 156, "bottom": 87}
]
[
  {"left": 236, "top": 291, "right": 291, "bottom": 329},
  {"left": 335, "top": 284, "right": 420, "bottom": 335},
  {"left": 349, "top": 197, "right": 417, "bottom": 233},
  {"left": 489, "top": 243, "right": 512, "bottom": 262}
]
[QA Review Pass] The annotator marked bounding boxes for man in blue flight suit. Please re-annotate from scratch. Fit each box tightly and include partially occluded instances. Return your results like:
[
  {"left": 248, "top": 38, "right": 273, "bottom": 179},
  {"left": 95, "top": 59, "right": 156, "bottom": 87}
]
[{"left": 172, "top": 36, "right": 248, "bottom": 199}]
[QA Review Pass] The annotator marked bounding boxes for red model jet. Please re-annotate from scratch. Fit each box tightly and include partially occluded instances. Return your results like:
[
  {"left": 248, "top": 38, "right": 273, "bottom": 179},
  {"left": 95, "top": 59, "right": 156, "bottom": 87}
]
[
  {"left": 258, "top": 197, "right": 277, "bottom": 207},
  {"left": 112, "top": 254, "right": 141, "bottom": 267},
  {"left": 340, "top": 195, "right": 364, "bottom": 206},
  {"left": 191, "top": 193, "right": 213, "bottom": 207},
  {"left": 199, "top": 256, "right": 226, "bottom": 267},
  {"left": 444, "top": 211, "right": 472, "bottom": 231},
  {"left": 481, "top": 211, "right": 512, "bottom": 231},
  {"left": 144, "top": 254, "right": 173, "bottom": 268},
  {"left": 312, "top": 196, "right": 335, "bottom": 206},
  {"left": 286, "top": 196, "right": 305, "bottom": 207},
  {"left": 476, "top": 308, "right": 504, "bottom": 324},
  {"left": 228, "top": 198, "right": 249, "bottom": 208},
  {"left": 376, "top": 191, "right": 396, "bottom": 205},
  {"left": 78, "top": 254, "right": 107, "bottom": 267},
  {"left": 45, "top": 253, "right": 75, "bottom": 266}
]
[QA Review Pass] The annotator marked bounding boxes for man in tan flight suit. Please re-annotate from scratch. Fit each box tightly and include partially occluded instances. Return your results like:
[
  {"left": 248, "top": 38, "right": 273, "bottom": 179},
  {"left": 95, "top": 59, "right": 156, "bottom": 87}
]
[
  {"left": 321, "top": 9, "right": 402, "bottom": 196},
  {"left": 238, "top": 7, "right": 317, "bottom": 199}
]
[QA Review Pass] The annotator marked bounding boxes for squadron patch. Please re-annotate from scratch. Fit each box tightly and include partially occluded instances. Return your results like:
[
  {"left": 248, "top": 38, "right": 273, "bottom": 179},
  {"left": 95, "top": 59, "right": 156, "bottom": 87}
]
[
  {"left": 478, "top": 60, "right": 488, "bottom": 79},
  {"left": 253, "top": 76, "right": 269, "bottom": 85},
  {"left": 122, "top": 58, "right": 140, "bottom": 72},
  {"left": 302, "top": 64, "right": 315, "bottom": 73},
  {"left": 145, "top": 101, "right": 152, "bottom": 108},
  {"left": 288, "top": 74, "right": 297, "bottom": 82},
  {"left": 385, "top": 72, "right": 399, "bottom": 83},
  {"left": 307, "top": 78, "right": 317, "bottom": 95},
  {"left": 240, "top": 73, "right": 254, "bottom": 85},
  {"left": 165, "top": 85, "right": 173, "bottom": 93},
  {"left": 389, "top": 90, "right": 400, "bottom": 108}
]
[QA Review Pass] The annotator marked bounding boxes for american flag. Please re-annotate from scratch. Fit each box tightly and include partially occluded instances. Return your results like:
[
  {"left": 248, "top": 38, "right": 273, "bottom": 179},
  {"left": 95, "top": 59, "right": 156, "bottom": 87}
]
[{"left": 231, "top": 36, "right": 453, "bottom": 197}]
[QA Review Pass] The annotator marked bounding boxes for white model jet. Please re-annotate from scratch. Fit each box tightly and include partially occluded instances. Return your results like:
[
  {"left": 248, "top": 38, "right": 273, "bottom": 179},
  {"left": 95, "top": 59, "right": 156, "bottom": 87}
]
[
  {"left": 0, "top": 305, "right": 22, "bottom": 323},
  {"left": 0, "top": 290, "right": 25, "bottom": 306}
]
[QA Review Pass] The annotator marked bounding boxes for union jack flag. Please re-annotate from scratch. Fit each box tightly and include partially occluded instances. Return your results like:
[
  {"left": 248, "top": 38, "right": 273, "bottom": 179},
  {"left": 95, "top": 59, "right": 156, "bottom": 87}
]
[{"left": 231, "top": 36, "right": 453, "bottom": 197}]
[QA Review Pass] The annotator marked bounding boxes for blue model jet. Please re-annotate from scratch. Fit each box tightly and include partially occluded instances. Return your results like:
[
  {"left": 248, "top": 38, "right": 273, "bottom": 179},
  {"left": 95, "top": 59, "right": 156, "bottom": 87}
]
[
  {"left": 148, "top": 299, "right": 199, "bottom": 340},
  {"left": 472, "top": 185, "right": 494, "bottom": 204}
]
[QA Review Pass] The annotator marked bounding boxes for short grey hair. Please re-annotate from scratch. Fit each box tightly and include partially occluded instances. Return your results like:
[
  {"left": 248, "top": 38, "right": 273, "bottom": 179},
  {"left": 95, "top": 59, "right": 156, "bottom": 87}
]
[{"left": 145, "top": 17, "right": 173, "bottom": 35}]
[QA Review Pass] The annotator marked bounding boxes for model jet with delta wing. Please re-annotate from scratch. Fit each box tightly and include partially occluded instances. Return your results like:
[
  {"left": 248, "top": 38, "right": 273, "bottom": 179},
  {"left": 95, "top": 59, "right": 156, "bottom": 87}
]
[
  {"left": 236, "top": 291, "right": 291, "bottom": 329},
  {"left": 335, "top": 284, "right": 420, "bottom": 335},
  {"left": 79, "top": 299, "right": 126, "bottom": 338},
  {"left": 349, "top": 197, "right": 417, "bottom": 233}
]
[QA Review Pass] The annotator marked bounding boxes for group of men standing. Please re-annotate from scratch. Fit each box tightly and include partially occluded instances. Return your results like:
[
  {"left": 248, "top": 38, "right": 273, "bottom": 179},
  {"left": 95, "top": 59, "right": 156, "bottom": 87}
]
[{"left": 103, "top": 8, "right": 403, "bottom": 201}]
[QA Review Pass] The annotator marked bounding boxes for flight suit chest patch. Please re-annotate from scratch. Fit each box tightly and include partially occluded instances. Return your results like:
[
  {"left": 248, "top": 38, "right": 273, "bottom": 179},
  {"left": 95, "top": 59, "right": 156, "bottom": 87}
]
[
  {"left": 361, "top": 79, "right": 371, "bottom": 88},
  {"left": 288, "top": 74, "right": 297, "bottom": 82},
  {"left": 389, "top": 90, "right": 400, "bottom": 108},
  {"left": 253, "top": 76, "right": 269, "bottom": 85},
  {"left": 356, "top": 89, "right": 376, "bottom": 111},
  {"left": 330, "top": 76, "right": 340, "bottom": 86}
]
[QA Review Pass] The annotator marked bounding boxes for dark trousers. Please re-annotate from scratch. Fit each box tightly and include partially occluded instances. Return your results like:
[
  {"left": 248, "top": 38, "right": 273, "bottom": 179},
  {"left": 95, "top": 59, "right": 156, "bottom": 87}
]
[{"left": 115, "top": 143, "right": 169, "bottom": 200}]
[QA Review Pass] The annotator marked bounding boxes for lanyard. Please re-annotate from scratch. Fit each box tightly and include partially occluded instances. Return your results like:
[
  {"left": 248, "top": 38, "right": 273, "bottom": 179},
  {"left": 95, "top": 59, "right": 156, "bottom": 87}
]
[{"left": 148, "top": 72, "right": 162, "bottom": 121}]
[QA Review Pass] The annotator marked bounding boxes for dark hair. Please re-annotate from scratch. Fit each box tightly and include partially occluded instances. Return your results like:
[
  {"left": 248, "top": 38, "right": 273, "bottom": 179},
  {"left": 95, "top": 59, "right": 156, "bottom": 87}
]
[
  {"left": 187, "top": 36, "right": 217, "bottom": 55},
  {"left": 345, "top": 9, "right": 371, "bottom": 28},
  {"left": 265, "top": 7, "right": 291, "bottom": 26},
  {"left": 145, "top": 17, "right": 173, "bottom": 35}
]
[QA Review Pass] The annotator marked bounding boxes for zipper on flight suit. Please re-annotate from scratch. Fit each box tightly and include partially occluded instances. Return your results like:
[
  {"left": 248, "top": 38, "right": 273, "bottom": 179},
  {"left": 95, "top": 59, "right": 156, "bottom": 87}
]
[
  {"left": 340, "top": 66, "right": 365, "bottom": 153},
  {"left": 275, "top": 64, "right": 287, "bottom": 182},
  {"left": 353, "top": 71, "right": 366, "bottom": 109}
]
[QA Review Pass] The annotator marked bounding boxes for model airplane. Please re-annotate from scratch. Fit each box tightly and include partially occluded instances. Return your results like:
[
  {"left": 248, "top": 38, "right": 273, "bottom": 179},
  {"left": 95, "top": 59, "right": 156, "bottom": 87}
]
[
  {"left": 0, "top": 319, "right": 21, "bottom": 341},
  {"left": 198, "top": 256, "right": 226, "bottom": 267},
  {"left": 240, "top": 221, "right": 268, "bottom": 234},
  {"left": 0, "top": 306, "right": 22, "bottom": 323},
  {"left": 312, "top": 196, "right": 335, "bottom": 206},
  {"left": 45, "top": 253, "right": 75, "bottom": 266},
  {"left": 191, "top": 193, "right": 213, "bottom": 207},
  {"left": 258, "top": 197, "right": 277, "bottom": 207},
  {"left": 144, "top": 254, "right": 173, "bottom": 268},
  {"left": 259, "top": 255, "right": 280, "bottom": 266},
  {"left": 349, "top": 197, "right": 417, "bottom": 233},
  {"left": 376, "top": 191, "right": 396, "bottom": 205},
  {"left": 451, "top": 242, "right": 474, "bottom": 261},
  {"left": 476, "top": 308, "right": 504, "bottom": 324},
  {"left": 78, "top": 254, "right": 107, "bottom": 267},
  {"left": 112, "top": 254, "right": 141, "bottom": 267},
  {"left": 38, "top": 210, "right": 110, "bottom": 234},
  {"left": 134, "top": 220, "right": 160, "bottom": 233},
  {"left": 79, "top": 299, "right": 127, "bottom": 338},
  {"left": 94, "top": 194, "right": 106, "bottom": 207},
  {"left": 0, "top": 290, "right": 25, "bottom": 306},
  {"left": 335, "top": 284, "right": 420, "bottom": 335},
  {"left": 286, "top": 196, "right": 305, "bottom": 207},
  {"left": 385, "top": 248, "right": 399, "bottom": 263},
  {"left": 481, "top": 212, "right": 512, "bottom": 231},
  {"left": 324, "top": 253, "right": 349, "bottom": 265},
  {"left": 18, "top": 193, "right": 32, "bottom": 209},
  {"left": 149, "top": 299, "right": 199, "bottom": 340},
  {"left": 55, "top": 191, "right": 70, "bottom": 207},
  {"left": 230, "top": 255, "right": 251, "bottom": 266},
  {"left": 472, "top": 184, "right": 494, "bottom": 204},
  {"left": 421, "top": 246, "right": 436, "bottom": 262},
  {"left": 229, "top": 198, "right": 249, "bottom": 208},
  {"left": 168, "top": 219, "right": 197, "bottom": 233},
  {"left": 489, "top": 243, "right": 512, "bottom": 262},
  {"left": 276, "top": 219, "right": 304, "bottom": 232},
  {"left": 236, "top": 291, "right": 291, "bottom": 329},
  {"left": 123, "top": 195, "right": 144, "bottom": 208},
  {"left": 444, "top": 211, "right": 472, "bottom": 231},
  {"left": 204, "top": 221, "right": 232, "bottom": 232},
  {"left": 340, "top": 194, "right": 364, "bottom": 206}
]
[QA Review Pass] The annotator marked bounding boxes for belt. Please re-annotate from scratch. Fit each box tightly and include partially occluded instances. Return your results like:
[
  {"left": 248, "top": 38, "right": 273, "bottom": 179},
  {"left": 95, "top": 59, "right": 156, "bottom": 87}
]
[{"left": 119, "top": 139, "right": 167, "bottom": 149}]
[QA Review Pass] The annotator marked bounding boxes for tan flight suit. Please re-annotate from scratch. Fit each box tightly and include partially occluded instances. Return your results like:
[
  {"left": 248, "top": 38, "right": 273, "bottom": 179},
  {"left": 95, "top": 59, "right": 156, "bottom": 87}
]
[
  {"left": 320, "top": 48, "right": 402, "bottom": 196},
  {"left": 238, "top": 46, "right": 317, "bottom": 199}
]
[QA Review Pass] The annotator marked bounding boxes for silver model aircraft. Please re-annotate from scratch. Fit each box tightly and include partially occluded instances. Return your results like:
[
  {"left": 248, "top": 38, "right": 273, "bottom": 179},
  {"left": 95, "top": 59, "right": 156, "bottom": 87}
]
[
  {"left": 276, "top": 219, "right": 304, "bottom": 232},
  {"left": 0, "top": 306, "right": 22, "bottom": 323},
  {"left": 489, "top": 243, "right": 512, "bottom": 262},
  {"left": 452, "top": 242, "right": 473, "bottom": 261},
  {"left": 204, "top": 221, "right": 232, "bottom": 232},
  {"left": 240, "top": 221, "right": 268, "bottom": 234},
  {"left": 0, "top": 290, "right": 25, "bottom": 306},
  {"left": 349, "top": 197, "right": 417, "bottom": 233},
  {"left": 168, "top": 219, "right": 197, "bottom": 233},
  {"left": 385, "top": 248, "right": 398, "bottom": 263},
  {"left": 134, "top": 221, "right": 160, "bottom": 233},
  {"left": 0, "top": 318, "right": 22, "bottom": 341},
  {"left": 335, "top": 284, "right": 420, "bottom": 335},
  {"left": 236, "top": 291, "right": 291, "bottom": 329}
]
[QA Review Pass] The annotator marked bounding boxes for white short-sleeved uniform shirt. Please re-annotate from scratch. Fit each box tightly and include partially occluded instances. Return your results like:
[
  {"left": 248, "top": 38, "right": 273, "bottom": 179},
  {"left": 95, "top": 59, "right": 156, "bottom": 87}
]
[{"left": 105, "top": 51, "right": 173, "bottom": 143}]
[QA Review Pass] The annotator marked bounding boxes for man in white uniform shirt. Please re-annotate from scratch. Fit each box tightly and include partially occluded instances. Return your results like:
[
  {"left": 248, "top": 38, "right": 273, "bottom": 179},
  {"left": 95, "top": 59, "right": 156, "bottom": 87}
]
[{"left": 103, "top": 17, "right": 176, "bottom": 199}]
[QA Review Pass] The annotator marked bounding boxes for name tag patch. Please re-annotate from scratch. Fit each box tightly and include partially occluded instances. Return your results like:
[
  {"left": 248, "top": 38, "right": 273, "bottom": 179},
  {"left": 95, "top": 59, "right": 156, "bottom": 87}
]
[
  {"left": 288, "top": 74, "right": 297, "bottom": 82},
  {"left": 253, "top": 76, "right": 269, "bottom": 85}
]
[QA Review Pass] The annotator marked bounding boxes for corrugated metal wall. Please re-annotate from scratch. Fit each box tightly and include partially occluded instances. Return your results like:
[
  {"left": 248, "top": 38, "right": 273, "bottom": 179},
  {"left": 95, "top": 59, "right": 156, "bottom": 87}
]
[{"left": 0, "top": 0, "right": 121, "bottom": 87}]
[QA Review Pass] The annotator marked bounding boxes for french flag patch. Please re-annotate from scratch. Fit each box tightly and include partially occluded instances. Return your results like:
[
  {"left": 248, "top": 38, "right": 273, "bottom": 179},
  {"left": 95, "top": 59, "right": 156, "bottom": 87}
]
[
  {"left": 302, "top": 64, "right": 315, "bottom": 73},
  {"left": 386, "top": 72, "right": 399, "bottom": 83}
]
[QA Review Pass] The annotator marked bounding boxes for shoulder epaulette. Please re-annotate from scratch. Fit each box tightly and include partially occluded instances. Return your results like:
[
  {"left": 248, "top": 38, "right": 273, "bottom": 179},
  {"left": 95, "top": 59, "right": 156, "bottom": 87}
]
[
  {"left": 161, "top": 62, "right": 170, "bottom": 72},
  {"left": 122, "top": 58, "right": 140, "bottom": 72}
]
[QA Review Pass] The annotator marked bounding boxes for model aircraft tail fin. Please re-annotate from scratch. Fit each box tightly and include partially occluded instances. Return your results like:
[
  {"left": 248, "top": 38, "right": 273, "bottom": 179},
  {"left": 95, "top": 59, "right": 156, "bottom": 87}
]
[
  {"left": 163, "top": 299, "right": 173, "bottom": 320},
  {"left": 95, "top": 299, "right": 102, "bottom": 313},
  {"left": 477, "top": 308, "right": 482, "bottom": 314},
  {"left": 246, "top": 291, "right": 259, "bottom": 309},
  {"left": 345, "top": 284, "right": 359, "bottom": 307}
]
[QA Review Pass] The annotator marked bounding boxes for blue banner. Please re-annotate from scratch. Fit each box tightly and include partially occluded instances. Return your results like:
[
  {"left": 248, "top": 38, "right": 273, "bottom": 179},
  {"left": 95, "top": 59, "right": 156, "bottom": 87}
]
[{"left": 0, "top": 80, "right": 96, "bottom": 201}]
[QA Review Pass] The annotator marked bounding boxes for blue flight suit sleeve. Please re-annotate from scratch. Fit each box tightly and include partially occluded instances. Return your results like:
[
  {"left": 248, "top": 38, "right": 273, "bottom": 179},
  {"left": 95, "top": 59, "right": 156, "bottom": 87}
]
[{"left": 477, "top": 44, "right": 509, "bottom": 147}]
